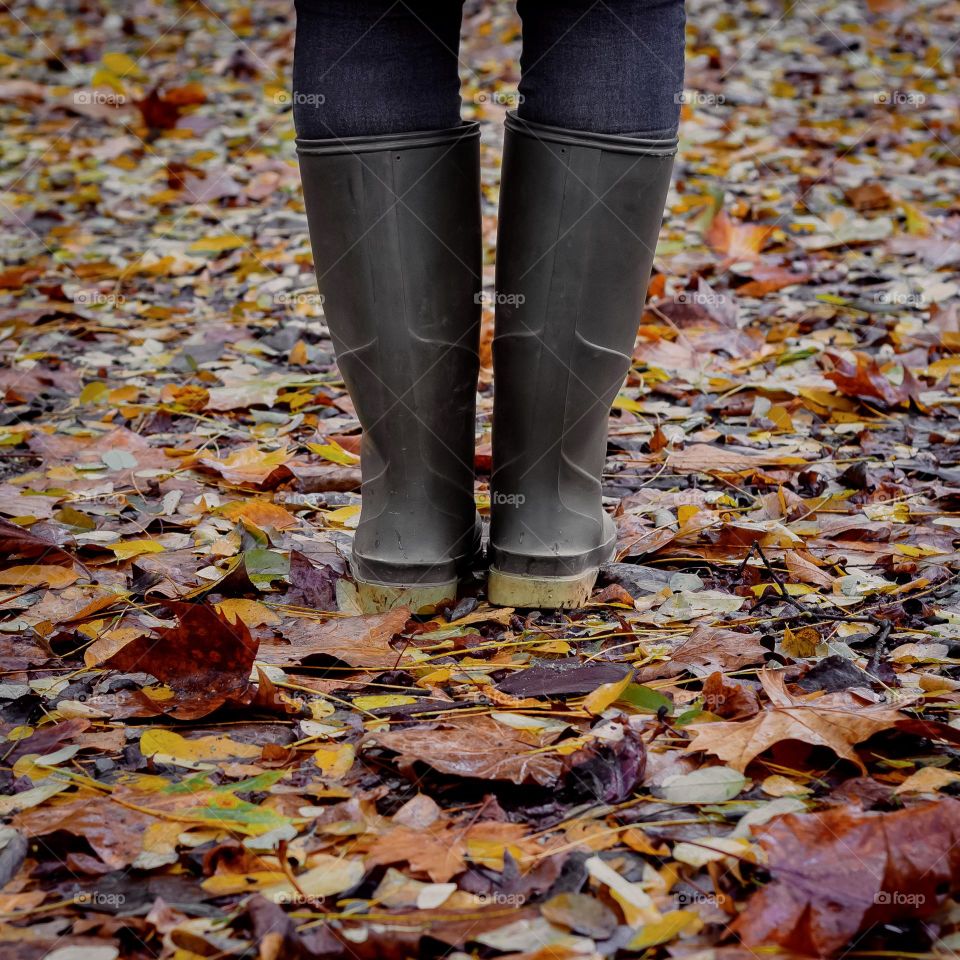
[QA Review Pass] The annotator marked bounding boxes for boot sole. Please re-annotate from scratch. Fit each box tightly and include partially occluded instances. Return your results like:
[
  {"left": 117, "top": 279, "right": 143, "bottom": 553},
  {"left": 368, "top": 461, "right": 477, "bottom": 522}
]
[
  {"left": 355, "top": 578, "right": 458, "bottom": 615},
  {"left": 487, "top": 567, "right": 598, "bottom": 609}
]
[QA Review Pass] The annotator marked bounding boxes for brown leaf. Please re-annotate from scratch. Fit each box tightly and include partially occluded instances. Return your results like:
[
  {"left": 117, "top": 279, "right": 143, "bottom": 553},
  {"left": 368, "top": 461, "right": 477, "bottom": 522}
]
[
  {"left": 369, "top": 714, "right": 565, "bottom": 786},
  {"left": 7, "top": 719, "right": 91, "bottom": 762},
  {"left": 636, "top": 624, "right": 768, "bottom": 681},
  {"left": 702, "top": 671, "right": 761, "bottom": 719},
  {"left": 261, "top": 608, "right": 409, "bottom": 669},
  {"left": 823, "top": 351, "right": 915, "bottom": 409},
  {"left": 0, "top": 516, "right": 79, "bottom": 567},
  {"left": 685, "top": 693, "right": 901, "bottom": 773},
  {"left": 666, "top": 444, "right": 787, "bottom": 475},
  {"left": 844, "top": 182, "right": 892, "bottom": 211},
  {"left": 733, "top": 798, "right": 960, "bottom": 955},
  {"left": 705, "top": 211, "right": 773, "bottom": 262},
  {"left": 99, "top": 602, "right": 259, "bottom": 719},
  {"left": 736, "top": 261, "right": 810, "bottom": 297},
  {"left": 363, "top": 823, "right": 468, "bottom": 883},
  {"left": 14, "top": 795, "right": 154, "bottom": 869}
]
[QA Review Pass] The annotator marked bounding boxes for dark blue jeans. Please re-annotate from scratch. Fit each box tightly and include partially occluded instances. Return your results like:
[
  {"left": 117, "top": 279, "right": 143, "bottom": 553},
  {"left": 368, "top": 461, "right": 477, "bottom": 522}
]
[{"left": 293, "top": 0, "right": 685, "bottom": 140}]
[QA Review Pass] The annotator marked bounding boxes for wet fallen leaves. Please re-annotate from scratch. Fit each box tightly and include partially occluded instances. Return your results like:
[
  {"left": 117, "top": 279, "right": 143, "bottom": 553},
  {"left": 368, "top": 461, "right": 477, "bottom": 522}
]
[{"left": 1, "top": 0, "right": 960, "bottom": 957}]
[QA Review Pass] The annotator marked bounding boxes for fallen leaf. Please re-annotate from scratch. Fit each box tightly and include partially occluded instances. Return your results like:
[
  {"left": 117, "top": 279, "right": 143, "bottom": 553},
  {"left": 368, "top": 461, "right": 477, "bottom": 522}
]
[
  {"left": 370, "top": 714, "right": 565, "bottom": 786},
  {"left": 734, "top": 798, "right": 960, "bottom": 954},
  {"left": 261, "top": 608, "right": 408, "bottom": 669},
  {"left": 685, "top": 698, "right": 901, "bottom": 773}
]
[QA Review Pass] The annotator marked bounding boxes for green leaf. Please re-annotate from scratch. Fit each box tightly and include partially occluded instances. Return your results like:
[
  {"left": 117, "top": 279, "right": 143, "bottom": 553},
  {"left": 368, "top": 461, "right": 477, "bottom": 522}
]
[{"left": 616, "top": 683, "right": 674, "bottom": 714}]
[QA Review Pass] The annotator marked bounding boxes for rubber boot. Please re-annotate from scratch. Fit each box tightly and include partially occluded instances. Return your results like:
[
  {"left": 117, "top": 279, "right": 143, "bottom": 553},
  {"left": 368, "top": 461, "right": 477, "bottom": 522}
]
[
  {"left": 489, "top": 113, "right": 676, "bottom": 609},
  {"left": 297, "top": 123, "right": 482, "bottom": 613}
]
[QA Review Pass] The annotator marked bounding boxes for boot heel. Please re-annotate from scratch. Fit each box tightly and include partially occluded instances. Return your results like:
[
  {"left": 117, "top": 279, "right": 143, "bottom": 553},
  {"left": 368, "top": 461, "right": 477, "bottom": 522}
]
[
  {"left": 355, "top": 578, "right": 458, "bottom": 614},
  {"left": 487, "top": 567, "right": 598, "bottom": 609}
]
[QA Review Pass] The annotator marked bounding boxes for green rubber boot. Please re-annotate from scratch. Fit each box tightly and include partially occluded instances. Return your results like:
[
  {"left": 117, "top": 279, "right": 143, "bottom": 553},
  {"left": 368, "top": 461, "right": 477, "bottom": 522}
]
[
  {"left": 489, "top": 114, "right": 677, "bottom": 609},
  {"left": 297, "top": 124, "right": 482, "bottom": 613}
]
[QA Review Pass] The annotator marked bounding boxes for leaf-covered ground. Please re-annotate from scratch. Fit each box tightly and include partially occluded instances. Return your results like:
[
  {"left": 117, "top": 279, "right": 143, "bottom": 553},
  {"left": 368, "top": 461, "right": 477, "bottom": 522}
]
[{"left": 2, "top": 1, "right": 960, "bottom": 957}]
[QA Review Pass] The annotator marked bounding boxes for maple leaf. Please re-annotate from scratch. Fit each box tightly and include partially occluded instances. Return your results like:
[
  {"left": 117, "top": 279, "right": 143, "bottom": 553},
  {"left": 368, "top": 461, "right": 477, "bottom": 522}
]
[
  {"left": 99, "top": 601, "right": 259, "bottom": 719},
  {"left": 685, "top": 673, "right": 902, "bottom": 773},
  {"left": 705, "top": 211, "right": 773, "bottom": 262},
  {"left": 823, "top": 351, "right": 916, "bottom": 409},
  {"left": 733, "top": 798, "right": 960, "bottom": 955}
]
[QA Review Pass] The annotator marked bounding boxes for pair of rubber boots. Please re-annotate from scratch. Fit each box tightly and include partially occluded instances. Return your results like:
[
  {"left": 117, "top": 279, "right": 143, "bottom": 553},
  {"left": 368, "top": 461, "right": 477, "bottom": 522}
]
[{"left": 297, "top": 114, "right": 675, "bottom": 612}]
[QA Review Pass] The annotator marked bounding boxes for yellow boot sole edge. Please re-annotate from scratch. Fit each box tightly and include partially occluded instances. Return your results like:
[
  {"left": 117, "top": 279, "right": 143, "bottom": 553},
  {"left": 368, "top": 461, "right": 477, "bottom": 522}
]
[
  {"left": 355, "top": 578, "right": 458, "bottom": 615},
  {"left": 487, "top": 567, "right": 598, "bottom": 609}
]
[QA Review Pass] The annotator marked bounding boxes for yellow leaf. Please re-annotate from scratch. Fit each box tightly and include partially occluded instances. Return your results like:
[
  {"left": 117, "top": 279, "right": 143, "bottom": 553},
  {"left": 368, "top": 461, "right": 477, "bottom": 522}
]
[
  {"left": 584, "top": 670, "right": 634, "bottom": 715},
  {"left": 465, "top": 839, "right": 523, "bottom": 870},
  {"left": 894, "top": 766, "right": 960, "bottom": 795},
  {"left": 324, "top": 504, "right": 361, "bottom": 527},
  {"left": 0, "top": 565, "right": 78, "bottom": 588},
  {"left": 353, "top": 695, "right": 416, "bottom": 710},
  {"left": 200, "top": 445, "right": 291, "bottom": 485},
  {"left": 85, "top": 627, "right": 144, "bottom": 667},
  {"left": 288, "top": 340, "right": 309, "bottom": 365},
  {"left": 612, "top": 394, "right": 644, "bottom": 413},
  {"left": 309, "top": 699, "right": 335, "bottom": 719},
  {"left": 781, "top": 625, "right": 820, "bottom": 658},
  {"left": 416, "top": 668, "right": 452, "bottom": 687},
  {"left": 110, "top": 539, "right": 165, "bottom": 560},
  {"left": 313, "top": 743, "right": 355, "bottom": 779},
  {"left": 628, "top": 910, "right": 702, "bottom": 949},
  {"left": 101, "top": 51, "right": 143, "bottom": 78},
  {"left": 307, "top": 440, "right": 360, "bottom": 466},
  {"left": 79, "top": 381, "right": 109, "bottom": 405},
  {"left": 215, "top": 598, "right": 281, "bottom": 628},
  {"left": 140, "top": 729, "right": 262, "bottom": 764},
  {"left": 262, "top": 855, "right": 365, "bottom": 902},
  {"left": 188, "top": 234, "right": 246, "bottom": 254},
  {"left": 109, "top": 385, "right": 139, "bottom": 404},
  {"left": 220, "top": 499, "right": 298, "bottom": 530},
  {"left": 203, "top": 870, "right": 287, "bottom": 895},
  {"left": 761, "top": 774, "right": 811, "bottom": 797}
]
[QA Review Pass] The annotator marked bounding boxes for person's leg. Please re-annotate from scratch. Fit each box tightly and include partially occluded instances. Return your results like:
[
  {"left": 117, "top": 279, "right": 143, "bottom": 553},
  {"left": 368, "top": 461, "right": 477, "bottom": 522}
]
[
  {"left": 292, "top": 0, "right": 464, "bottom": 138},
  {"left": 488, "top": 0, "right": 684, "bottom": 608},
  {"left": 516, "top": 0, "right": 685, "bottom": 137},
  {"left": 295, "top": 1, "right": 482, "bottom": 612}
]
